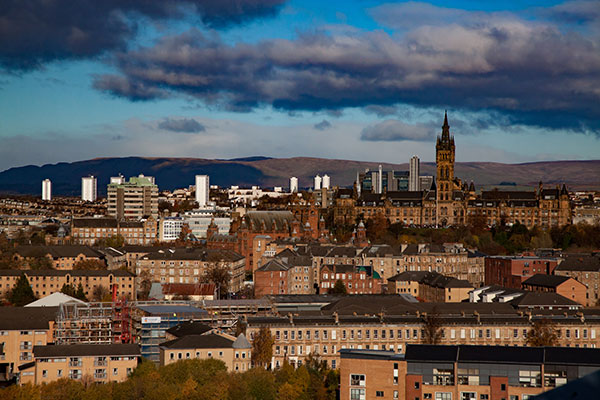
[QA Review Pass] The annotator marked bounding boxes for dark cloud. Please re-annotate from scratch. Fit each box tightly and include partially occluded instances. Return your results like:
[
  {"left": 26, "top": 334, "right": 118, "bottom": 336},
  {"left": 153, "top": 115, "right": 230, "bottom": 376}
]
[
  {"left": 93, "top": 14, "right": 600, "bottom": 133},
  {"left": 158, "top": 118, "right": 206, "bottom": 133},
  {"left": 313, "top": 120, "right": 332, "bottom": 130},
  {"left": 541, "top": 1, "right": 600, "bottom": 24},
  {"left": 0, "top": 0, "right": 286, "bottom": 71},
  {"left": 361, "top": 120, "right": 435, "bottom": 141}
]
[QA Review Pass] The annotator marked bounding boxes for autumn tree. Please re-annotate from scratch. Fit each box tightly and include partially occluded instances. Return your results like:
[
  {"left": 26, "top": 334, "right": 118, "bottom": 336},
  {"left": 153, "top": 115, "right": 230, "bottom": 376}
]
[
  {"left": 329, "top": 279, "right": 347, "bottom": 295},
  {"left": 526, "top": 319, "right": 559, "bottom": 347},
  {"left": 91, "top": 285, "right": 111, "bottom": 302},
  {"left": 137, "top": 270, "right": 153, "bottom": 301},
  {"left": 8, "top": 274, "right": 36, "bottom": 306},
  {"left": 73, "top": 259, "right": 106, "bottom": 270},
  {"left": 252, "top": 327, "right": 274, "bottom": 369}
]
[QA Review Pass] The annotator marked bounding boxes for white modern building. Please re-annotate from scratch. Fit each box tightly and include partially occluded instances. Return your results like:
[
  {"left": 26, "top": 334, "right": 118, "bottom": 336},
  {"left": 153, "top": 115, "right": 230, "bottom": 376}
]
[
  {"left": 322, "top": 174, "right": 331, "bottom": 189},
  {"left": 81, "top": 176, "right": 97, "bottom": 202},
  {"left": 110, "top": 174, "right": 125, "bottom": 185},
  {"left": 183, "top": 214, "right": 231, "bottom": 238},
  {"left": 290, "top": 177, "right": 298, "bottom": 193},
  {"left": 195, "top": 175, "right": 210, "bottom": 207},
  {"left": 409, "top": 156, "right": 420, "bottom": 191},
  {"left": 42, "top": 179, "right": 52, "bottom": 201},
  {"left": 314, "top": 175, "right": 322, "bottom": 191},
  {"left": 159, "top": 217, "right": 186, "bottom": 242}
]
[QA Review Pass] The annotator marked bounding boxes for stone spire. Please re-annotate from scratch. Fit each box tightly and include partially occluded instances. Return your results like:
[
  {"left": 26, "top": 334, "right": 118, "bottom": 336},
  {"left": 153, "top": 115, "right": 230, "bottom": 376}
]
[{"left": 442, "top": 110, "right": 450, "bottom": 141}]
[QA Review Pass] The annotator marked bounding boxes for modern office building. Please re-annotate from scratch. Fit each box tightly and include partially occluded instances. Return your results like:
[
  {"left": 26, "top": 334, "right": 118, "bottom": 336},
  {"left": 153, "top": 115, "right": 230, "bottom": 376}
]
[
  {"left": 81, "top": 176, "right": 97, "bottom": 202},
  {"left": 409, "top": 156, "right": 420, "bottom": 191},
  {"left": 42, "top": 179, "right": 52, "bottom": 201},
  {"left": 107, "top": 175, "right": 158, "bottom": 219},
  {"left": 195, "top": 175, "right": 209, "bottom": 207}
]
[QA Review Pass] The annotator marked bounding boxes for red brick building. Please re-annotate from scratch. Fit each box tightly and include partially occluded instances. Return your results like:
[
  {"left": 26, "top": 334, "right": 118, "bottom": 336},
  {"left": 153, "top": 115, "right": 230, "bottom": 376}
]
[
  {"left": 485, "top": 256, "right": 559, "bottom": 288},
  {"left": 319, "top": 264, "right": 383, "bottom": 294},
  {"left": 340, "top": 345, "right": 600, "bottom": 400}
]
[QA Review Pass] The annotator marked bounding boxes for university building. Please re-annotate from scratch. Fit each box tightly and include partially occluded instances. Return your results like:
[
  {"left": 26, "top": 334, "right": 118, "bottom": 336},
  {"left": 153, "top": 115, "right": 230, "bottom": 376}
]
[{"left": 333, "top": 112, "right": 572, "bottom": 229}]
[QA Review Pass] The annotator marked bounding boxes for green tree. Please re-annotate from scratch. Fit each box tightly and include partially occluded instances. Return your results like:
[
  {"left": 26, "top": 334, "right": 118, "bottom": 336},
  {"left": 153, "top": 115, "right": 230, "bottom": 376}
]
[
  {"left": 75, "top": 283, "right": 87, "bottom": 301},
  {"left": 60, "top": 283, "right": 87, "bottom": 301},
  {"left": 526, "top": 319, "right": 559, "bottom": 347},
  {"left": 252, "top": 327, "right": 274, "bottom": 369},
  {"left": 329, "top": 279, "right": 347, "bottom": 295},
  {"left": 104, "top": 235, "right": 125, "bottom": 248},
  {"left": 8, "top": 274, "right": 36, "bottom": 306}
]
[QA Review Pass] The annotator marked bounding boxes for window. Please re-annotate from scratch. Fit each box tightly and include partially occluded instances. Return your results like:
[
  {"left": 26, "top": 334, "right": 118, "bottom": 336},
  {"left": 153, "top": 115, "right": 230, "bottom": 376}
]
[
  {"left": 500, "top": 384, "right": 506, "bottom": 391},
  {"left": 436, "top": 394, "right": 451, "bottom": 400},
  {"left": 351, "top": 374, "right": 366, "bottom": 386},
  {"left": 480, "top": 395, "right": 489, "bottom": 400},
  {"left": 42, "top": 370, "right": 47, "bottom": 378},
  {"left": 350, "top": 388, "right": 366, "bottom": 400},
  {"left": 57, "top": 369, "right": 62, "bottom": 377},
  {"left": 113, "top": 368, "right": 118, "bottom": 376},
  {"left": 376, "top": 391, "right": 384, "bottom": 397},
  {"left": 461, "top": 393, "right": 476, "bottom": 400},
  {"left": 424, "top": 394, "right": 432, "bottom": 399},
  {"left": 394, "top": 391, "right": 399, "bottom": 399},
  {"left": 415, "top": 382, "right": 420, "bottom": 389}
]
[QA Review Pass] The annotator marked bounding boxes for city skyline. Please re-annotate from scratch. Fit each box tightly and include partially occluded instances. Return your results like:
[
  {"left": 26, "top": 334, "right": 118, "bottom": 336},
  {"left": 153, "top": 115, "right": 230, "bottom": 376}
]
[{"left": 1, "top": 0, "right": 599, "bottom": 171}]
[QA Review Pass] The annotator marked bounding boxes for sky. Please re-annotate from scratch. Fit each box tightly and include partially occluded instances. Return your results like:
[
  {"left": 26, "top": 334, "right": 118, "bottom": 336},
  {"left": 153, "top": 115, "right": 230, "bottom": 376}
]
[{"left": 0, "top": 0, "right": 599, "bottom": 171}]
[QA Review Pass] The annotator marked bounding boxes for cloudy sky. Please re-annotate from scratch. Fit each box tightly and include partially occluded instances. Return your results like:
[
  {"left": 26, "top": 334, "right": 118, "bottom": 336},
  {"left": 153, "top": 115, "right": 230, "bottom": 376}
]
[{"left": 0, "top": 0, "right": 599, "bottom": 171}]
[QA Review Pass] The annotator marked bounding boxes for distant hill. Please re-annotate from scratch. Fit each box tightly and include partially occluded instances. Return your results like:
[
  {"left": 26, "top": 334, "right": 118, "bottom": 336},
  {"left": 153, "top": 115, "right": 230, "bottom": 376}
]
[{"left": 0, "top": 157, "right": 598, "bottom": 196}]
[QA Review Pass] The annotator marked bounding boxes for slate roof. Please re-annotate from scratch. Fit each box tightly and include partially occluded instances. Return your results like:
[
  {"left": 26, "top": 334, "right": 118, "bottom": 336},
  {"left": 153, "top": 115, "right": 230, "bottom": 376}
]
[
  {"left": 481, "top": 191, "right": 537, "bottom": 201},
  {"left": 141, "top": 248, "right": 243, "bottom": 262},
  {"left": 34, "top": 344, "right": 140, "bottom": 357},
  {"left": 405, "top": 344, "right": 600, "bottom": 366},
  {"left": 15, "top": 245, "right": 102, "bottom": 259},
  {"left": 245, "top": 211, "right": 295, "bottom": 232},
  {"left": 556, "top": 254, "right": 600, "bottom": 272},
  {"left": 166, "top": 321, "right": 212, "bottom": 338},
  {"left": 522, "top": 274, "right": 571, "bottom": 288},
  {"left": 160, "top": 333, "right": 234, "bottom": 349},
  {"left": 72, "top": 218, "right": 118, "bottom": 228},
  {"left": 0, "top": 307, "right": 58, "bottom": 330},
  {"left": 0, "top": 269, "right": 133, "bottom": 277},
  {"left": 388, "top": 271, "right": 430, "bottom": 282},
  {"left": 232, "top": 334, "right": 251, "bottom": 349},
  {"left": 510, "top": 292, "right": 580, "bottom": 307}
]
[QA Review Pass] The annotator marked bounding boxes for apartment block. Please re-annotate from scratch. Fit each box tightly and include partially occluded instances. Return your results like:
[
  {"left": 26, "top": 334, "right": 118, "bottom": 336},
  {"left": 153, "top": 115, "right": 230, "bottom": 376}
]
[
  {"left": 0, "top": 307, "right": 56, "bottom": 383},
  {"left": 135, "top": 248, "right": 245, "bottom": 294},
  {"left": 19, "top": 344, "right": 140, "bottom": 385},
  {"left": 388, "top": 271, "right": 473, "bottom": 302},
  {"left": 522, "top": 274, "right": 587, "bottom": 306},
  {"left": 159, "top": 332, "right": 252, "bottom": 372},
  {"left": 340, "top": 345, "right": 600, "bottom": 400},
  {"left": 71, "top": 217, "right": 157, "bottom": 246},
  {"left": 107, "top": 174, "right": 158, "bottom": 219},
  {"left": 319, "top": 264, "right": 383, "bottom": 294},
  {"left": 0, "top": 269, "right": 135, "bottom": 300},
  {"left": 485, "top": 256, "right": 560, "bottom": 289},
  {"left": 13, "top": 245, "right": 104, "bottom": 270},
  {"left": 555, "top": 253, "right": 600, "bottom": 306}
]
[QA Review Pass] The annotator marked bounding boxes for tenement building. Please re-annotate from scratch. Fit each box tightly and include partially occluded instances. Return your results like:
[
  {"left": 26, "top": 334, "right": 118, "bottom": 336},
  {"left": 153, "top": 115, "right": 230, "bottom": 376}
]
[
  {"left": 71, "top": 217, "right": 157, "bottom": 246},
  {"left": 333, "top": 112, "right": 572, "bottom": 228},
  {"left": 135, "top": 248, "right": 245, "bottom": 294},
  {"left": 245, "top": 296, "right": 600, "bottom": 370},
  {"left": 339, "top": 345, "right": 600, "bottom": 400},
  {"left": 0, "top": 269, "right": 135, "bottom": 300}
]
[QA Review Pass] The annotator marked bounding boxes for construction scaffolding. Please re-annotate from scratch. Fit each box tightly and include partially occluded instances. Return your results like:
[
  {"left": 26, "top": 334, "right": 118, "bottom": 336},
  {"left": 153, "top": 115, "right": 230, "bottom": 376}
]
[{"left": 55, "top": 302, "right": 114, "bottom": 345}]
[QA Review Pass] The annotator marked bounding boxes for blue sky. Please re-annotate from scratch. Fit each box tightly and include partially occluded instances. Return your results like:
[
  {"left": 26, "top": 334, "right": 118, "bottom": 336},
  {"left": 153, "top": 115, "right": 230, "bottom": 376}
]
[{"left": 0, "top": 0, "right": 598, "bottom": 171}]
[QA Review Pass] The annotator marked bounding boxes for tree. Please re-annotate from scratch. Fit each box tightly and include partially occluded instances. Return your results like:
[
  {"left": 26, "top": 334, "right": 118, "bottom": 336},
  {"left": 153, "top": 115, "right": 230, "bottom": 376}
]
[
  {"left": 73, "top": 259, "right": 106, "bottom": 270},
  {"left": 60, "top": 283, "right": 87, "bottom": 301},
  {"left": 91, "top": 285, "right": 110, "bottom": 302},
  {"left": 8, "top": 274, "right": 36, "bottom": 306},
  {"left": 422, "top": 311, "right": 443, "bottom": 345},
  {"left": 252, "top": 327, "right": 274, "bottom": 369},
  {"left": 329, "top": 279, "right": 347, "bottom": 295},
  {"left": 526, "top": 319, "right": 559, "bottom": 347},
  {"left": 203, "top": 264, "right": 231, "bottom": 298},
  {"left": 138, "top": 270, "right": 152, "bottom": 301}
]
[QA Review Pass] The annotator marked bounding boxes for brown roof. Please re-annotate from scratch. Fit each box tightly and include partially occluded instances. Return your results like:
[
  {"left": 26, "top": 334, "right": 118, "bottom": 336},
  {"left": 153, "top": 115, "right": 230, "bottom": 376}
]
[
  {"left": 0, "top": 307, "right": 58, "bottom": 330},
  {"left": 162, "top": 283, "right": 215, "bottom": 296},
  {"left": 15, "top": 245, "right": 103, "bottom": 259},
  {"left": 72, "top": 218, "right": 118, "bottom": 228}
]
